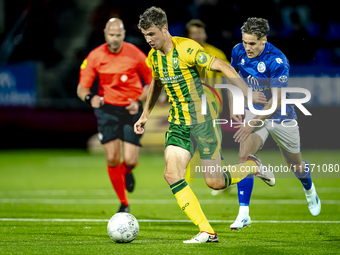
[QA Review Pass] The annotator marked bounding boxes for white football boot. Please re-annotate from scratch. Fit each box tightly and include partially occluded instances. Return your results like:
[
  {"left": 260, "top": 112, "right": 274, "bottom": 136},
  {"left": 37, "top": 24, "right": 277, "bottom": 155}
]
[
  {"left": 305, "top": 183, "right": 321, "bottom": 216},
  {"left": 248, "top": 154, "right": 276, "bottom": 186},
  {"left": 230, "top": 215, "right": 251, "bottom": 230},
  {"left": 183, "top": 231, "right": 219, "bottom": 243}
]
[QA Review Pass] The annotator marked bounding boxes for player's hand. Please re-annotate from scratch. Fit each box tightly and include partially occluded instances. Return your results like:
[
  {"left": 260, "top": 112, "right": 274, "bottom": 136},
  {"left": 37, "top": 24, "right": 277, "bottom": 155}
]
[
  {"left": 134, "top": 117, "right": 147, "bottom": 135},
  {"left": 252, "top": 92, "right": 267, "bottom": 104},
  {"left": 231, "top": 114, "right": 243, "bottom": 123},
  {"left": 233, "top": 119, "right": 257, "bottom": 143},
  {"left": 125, "top": 98, "right": 139, "bottom": 115},
  {"left": 91, "top": 95, "right": 104, "bottom": 108}
]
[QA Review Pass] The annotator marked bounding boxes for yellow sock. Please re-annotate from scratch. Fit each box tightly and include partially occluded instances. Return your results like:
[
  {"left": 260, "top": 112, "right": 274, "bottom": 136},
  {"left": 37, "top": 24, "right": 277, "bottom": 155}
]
[
  {"left": 225, "top": 159, "right": 257, "bottom": 185},
  {"left": 171, "top": 179, "right": 214, "bottom": 234},
  {"left": 185, "top": 162, "right": 194, "bottom": 183}
]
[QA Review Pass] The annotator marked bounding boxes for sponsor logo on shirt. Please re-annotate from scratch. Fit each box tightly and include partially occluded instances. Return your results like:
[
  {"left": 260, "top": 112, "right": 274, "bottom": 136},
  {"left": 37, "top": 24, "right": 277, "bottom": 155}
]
[
  {"left": 279, "top": 75, "right": 288, "bottom": 83},
  {"left": 276, "top": 58, "right": 283, "bottom": 64}
]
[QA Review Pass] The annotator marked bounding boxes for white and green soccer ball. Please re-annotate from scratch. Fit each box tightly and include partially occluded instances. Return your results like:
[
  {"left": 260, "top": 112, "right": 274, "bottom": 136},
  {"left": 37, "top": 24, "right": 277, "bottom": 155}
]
[{"left": 107, "top": 212, "right": 139, "bottom": 243}]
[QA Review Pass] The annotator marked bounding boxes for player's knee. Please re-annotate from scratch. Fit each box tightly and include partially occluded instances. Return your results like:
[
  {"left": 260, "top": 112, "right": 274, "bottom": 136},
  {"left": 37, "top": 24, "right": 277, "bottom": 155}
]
[
  {"left": 164, "top": 168, "right": 181, "bottom": 186},
  {"left": 106, "top": 154, "right": 120, "bottom": 167},
  {"left": 163, "top": 171, "right": 172, "bottom": 185}
]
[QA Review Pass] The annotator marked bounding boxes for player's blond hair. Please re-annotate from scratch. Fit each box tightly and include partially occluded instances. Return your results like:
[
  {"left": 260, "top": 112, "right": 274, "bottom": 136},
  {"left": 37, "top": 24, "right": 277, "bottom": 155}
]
[
  {"left": 241, "top": 17, "right": 269, "bottom": 39},
  {"left": 138, "top": 6, "right": 168, "bottom": 31}
]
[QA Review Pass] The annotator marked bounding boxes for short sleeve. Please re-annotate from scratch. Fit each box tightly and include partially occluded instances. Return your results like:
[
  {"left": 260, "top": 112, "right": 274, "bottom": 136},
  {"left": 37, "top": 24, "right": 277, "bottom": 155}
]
[
  {"left": 146, "top": 53, "right": 159, "bottom": 79},
  {"left": 78, "top": 52, "right": 97, "bottom": 88},
  {"left": 195, "top": 50, "right": 215, "bottom": 71},
  {"left": 269, "top": 57, "right": 289, "bottom": 88},
  {"left": 179, "top": 39, "right": 215, "bottom": 70}
]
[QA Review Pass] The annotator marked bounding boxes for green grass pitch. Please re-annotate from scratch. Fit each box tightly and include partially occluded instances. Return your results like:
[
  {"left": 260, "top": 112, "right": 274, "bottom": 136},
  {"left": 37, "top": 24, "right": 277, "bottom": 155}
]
[{"left": 0, "top": 149, "right": 340, "bottom": 254}]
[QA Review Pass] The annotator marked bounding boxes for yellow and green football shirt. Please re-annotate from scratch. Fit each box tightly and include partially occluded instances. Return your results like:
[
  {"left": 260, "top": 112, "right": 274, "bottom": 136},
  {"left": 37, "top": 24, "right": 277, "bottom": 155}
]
[{"left": 146, "top": 37, "right": 219, "bottom": 126}]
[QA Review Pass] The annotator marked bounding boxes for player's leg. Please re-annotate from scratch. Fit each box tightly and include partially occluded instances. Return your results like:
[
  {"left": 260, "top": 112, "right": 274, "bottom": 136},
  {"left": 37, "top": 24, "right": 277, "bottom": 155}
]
[
  {"left": 194, "top": 120, "right": 274, "bottom": 190},
  {"left": 94, "top": 105, "right": 129, "bottom": 213},
  {"left": 271, "top": 120, "right": 321, "bottom": 216},
  {"left": 164, "top": 123, "right": 218, "bottom": 243},
  {"left": 121, "top": 106, "right": 143, "bottom": 193},
  {"left": 165, "top": 145, "right": 218, "bottom": 243},
  {"left": 104, "top": 139, "right": 130, "bottom": 212},
  {"left": 280, "top": 148, "right": 321, "bottom": 216},
  {"left": 230, "top": 133, "right": 263, "bottom": 230},
  {"left": 122, "top": 142, "right": 139, "bottom": 192}
]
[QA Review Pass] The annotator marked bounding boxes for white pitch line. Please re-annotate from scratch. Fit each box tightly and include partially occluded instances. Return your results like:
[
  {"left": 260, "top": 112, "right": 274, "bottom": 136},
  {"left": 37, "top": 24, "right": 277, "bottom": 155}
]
[
  {"left": 0, "top": 218, "right": 339, "bottom": 224},
  {"left": 1, "top": 198, "right": 340, "bottom": 204}
]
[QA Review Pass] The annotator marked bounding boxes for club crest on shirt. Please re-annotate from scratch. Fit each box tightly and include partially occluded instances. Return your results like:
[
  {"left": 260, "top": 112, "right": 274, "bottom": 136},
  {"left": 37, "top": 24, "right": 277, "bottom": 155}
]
[
  {"left": 257, "top": 62, "right": 266, "bottom": 73},
  {"left": 172, "top": 57, "right": 180, "bottom": 69}
]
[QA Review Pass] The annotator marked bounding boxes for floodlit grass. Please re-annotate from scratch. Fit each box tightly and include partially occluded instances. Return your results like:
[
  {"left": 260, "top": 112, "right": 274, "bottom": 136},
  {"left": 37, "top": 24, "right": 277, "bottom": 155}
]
[{"left": 0, "top": 149, "right": 340, "bottom": 254}]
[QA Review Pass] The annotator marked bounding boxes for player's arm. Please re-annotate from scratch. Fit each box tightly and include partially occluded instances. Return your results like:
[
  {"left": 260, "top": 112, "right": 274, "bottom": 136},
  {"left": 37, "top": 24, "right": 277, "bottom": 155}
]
[
  {"left": 77, "top": 54, "right": 103, "bottom": 108},
  {"left": 138, "top": 85, "right": 150, "bottom": 102},
  {"left": 126, "top": 84, "right": 150, "bottom": 115},
  {"left": 210, "top": 58, "right": 248, "bottom": 96},
  {"left": 134, "top": 79, "right": 163, "bottom": 134},
  {"left": 210, "top": 58, "right": 267, "bottom": 104},
  {"left": 127, "top": 51, "right": 153, "bottom": 114},
  {"left": 233, "top": 87, "right": 281, "bottom": 143},
  {"left": 252, "top": 87, "right": 281, "bottom": 123},
  {"left": 77, "top": 85, "right": 103, "bottom": 108},
  {"left": 227, "top": 89, "right": 243, "bottom": 123}
]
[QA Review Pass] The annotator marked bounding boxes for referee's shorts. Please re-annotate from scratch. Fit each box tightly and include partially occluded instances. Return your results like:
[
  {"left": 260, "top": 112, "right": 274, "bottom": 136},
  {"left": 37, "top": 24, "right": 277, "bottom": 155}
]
[{"left": 94, "top": 104, "right": 143, "bottom": 146}]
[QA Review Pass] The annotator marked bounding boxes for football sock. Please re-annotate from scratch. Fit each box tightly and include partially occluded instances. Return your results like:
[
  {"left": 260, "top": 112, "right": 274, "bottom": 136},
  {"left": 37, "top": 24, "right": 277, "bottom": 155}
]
[
  {"left": 237, "top": 175, "right": 254, "bottom": 206},
  {"left": 293, "top": 161, "right": 312, "bottom": 190},
  {"left": 184, "top": 162, "right": 194, "bottom": 183},
  {"left": 107, "top": 165, "right": 129, "bottom": 206},
  {"left": 239, "top": 205, "right": 250, "bottom": 216},
  {"left": 171, "top": 179, "right": 214, "bottom": 234},
  {"left": 121, "top": 161, "right": 132, "bottom": 175},
  {"left": 223, "top": 160, "right": 257, "bottom": 185}
]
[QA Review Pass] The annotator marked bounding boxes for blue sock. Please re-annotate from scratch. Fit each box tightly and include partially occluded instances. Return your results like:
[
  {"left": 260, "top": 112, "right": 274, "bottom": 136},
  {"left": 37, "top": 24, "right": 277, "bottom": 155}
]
[
  {"left": 293, "top": 161, "right": 312, "bottom": 190},
  {"left": 237, "top": 175, "right": 254, "bottom": 206}
]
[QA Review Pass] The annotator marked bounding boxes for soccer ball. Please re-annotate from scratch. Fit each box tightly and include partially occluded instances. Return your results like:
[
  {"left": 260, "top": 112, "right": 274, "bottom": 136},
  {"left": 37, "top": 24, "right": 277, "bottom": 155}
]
[{"left": 107, "top": 212, "right": 139, "bottom": 243}]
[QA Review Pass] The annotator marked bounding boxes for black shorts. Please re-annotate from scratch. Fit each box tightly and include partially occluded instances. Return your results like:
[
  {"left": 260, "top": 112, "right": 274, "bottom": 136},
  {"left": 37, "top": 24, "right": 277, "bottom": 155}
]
[{"left": 94, "top": 104, "right": 143, "bottom": 146}]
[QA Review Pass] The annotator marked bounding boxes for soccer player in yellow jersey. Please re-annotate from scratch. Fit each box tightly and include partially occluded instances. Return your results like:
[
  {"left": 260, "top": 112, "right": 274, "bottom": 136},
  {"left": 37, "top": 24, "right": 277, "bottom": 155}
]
[
  {"left": 185, "top": 19, "right": 231, "bottom": 189},
  {"left": 134, "top": 6, "right": 274, "bottom": 243}
]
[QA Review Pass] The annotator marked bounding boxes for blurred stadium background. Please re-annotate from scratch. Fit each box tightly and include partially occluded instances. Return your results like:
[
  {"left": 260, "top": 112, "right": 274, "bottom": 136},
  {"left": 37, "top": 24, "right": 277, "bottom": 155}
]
[{"left": 0, "top": 0, "right": 339, "bottom": 150}]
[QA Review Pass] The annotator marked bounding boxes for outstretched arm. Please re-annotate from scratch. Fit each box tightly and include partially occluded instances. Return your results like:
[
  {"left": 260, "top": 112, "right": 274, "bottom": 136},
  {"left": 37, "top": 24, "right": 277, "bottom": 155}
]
[
  {"left": 233, "top": 87, "right": 281, "bottom": 143},
  {"left": 210, "top": 58, "right": 267, "bottom": 104}
]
